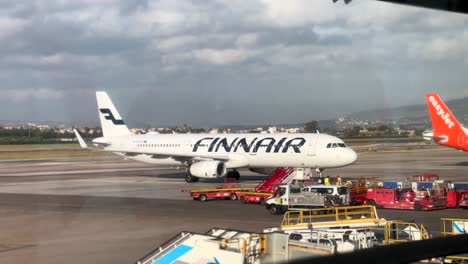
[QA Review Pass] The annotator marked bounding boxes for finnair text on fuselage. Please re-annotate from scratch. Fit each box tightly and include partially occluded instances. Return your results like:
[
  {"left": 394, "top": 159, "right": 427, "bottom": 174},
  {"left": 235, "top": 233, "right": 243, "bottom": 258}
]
[
  {"left": 429, "top": 95, "right": 455, "bottom": 128},
  {"left": 193, "top": 137, "right": 306, "bottom": 153}
]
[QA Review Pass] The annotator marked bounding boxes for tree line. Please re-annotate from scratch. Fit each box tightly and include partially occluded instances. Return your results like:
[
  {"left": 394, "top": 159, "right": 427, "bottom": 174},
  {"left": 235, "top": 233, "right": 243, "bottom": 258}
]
[
  {"left": 0, "top": 127, "right": 101, "bottom": 144},
  {"left": 303, "top": 121, "right": 424, "bottom": 138}
]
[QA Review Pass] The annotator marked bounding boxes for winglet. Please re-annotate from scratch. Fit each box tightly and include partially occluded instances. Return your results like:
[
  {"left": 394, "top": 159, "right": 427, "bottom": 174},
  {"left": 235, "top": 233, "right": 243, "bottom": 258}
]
[{"left": 74, "top": 129, "right": 88, "bottom": 149}]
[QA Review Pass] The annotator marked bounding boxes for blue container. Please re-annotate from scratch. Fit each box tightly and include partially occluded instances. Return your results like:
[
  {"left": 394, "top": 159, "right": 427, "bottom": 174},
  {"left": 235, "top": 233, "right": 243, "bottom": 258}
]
[
  {"left": 416, "top": 182, "right": 433, "bottom": 190},
  {"left": 453, "top": 182, "right": 468, "bottom": 191},
  {"left": 383, "top": 181, "right": 399, "bottom": 189}
]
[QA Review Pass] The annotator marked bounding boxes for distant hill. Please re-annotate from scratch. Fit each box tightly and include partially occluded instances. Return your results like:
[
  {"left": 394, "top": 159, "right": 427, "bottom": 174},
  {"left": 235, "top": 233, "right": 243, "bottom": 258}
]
[{"left": 350, "top": 97, "right": 468, "bottom": 125}]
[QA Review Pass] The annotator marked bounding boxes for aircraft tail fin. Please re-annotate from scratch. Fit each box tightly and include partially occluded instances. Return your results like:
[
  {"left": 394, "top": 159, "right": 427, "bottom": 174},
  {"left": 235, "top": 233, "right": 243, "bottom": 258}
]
[
  {"left": 96, "top": 91, "right": 131, "bottom": 138},
  {"left": 426, "top": 93, "right": 466, "bottom": 149}
]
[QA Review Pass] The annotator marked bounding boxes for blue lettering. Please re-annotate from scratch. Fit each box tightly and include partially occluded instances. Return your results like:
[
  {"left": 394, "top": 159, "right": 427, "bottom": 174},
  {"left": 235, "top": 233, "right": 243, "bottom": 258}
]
[
  {"left": 193, "top": 137, "right": 213, "bottom": 152},
  {"left": 274, "top": 137, "right": 287, "bottom": 153},
  {"left": 208, "top": 138, "right": 220, "bottom": 152},
  {"left": 253, "top": 137, "right": 276, "bottom": 153},
  {"left": 215, "top": 137, "right": 239, "bottom": 152},
  {"left": 282, "top": 138, "right": 306, "bottom": 153},
  {"left": 234, "top": 138, "right": 258, "bottom": 152},
  {"left": 193, "top": 137, "right": 305, "bottom": 153}
]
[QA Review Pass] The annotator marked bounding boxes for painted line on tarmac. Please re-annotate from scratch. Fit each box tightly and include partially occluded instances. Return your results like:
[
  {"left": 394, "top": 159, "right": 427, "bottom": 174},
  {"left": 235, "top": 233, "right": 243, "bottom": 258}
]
[
  {"left": 0, "top": 244, "right": 36, "bottom": 253},
  {"left": 0, "top": 167, "right": 179, "bottom": 177}
]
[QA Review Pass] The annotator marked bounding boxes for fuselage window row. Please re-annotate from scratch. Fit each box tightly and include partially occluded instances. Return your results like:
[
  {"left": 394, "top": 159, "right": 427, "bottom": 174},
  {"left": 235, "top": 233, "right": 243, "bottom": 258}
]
[{"left": 136, "top": 144, "right": 184, "bottom": 147}]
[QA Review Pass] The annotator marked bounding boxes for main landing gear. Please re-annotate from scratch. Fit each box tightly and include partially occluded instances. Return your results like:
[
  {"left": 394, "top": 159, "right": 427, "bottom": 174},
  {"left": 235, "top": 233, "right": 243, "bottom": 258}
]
[
  {"left": 315, "top": 167, "right": 324, "bottom": 184},
  {"left": 185, "top": 169, "right": 199, "bottom": 183},
  {"left": 226, "top": 170, "right": 240, "bottom": 181}
]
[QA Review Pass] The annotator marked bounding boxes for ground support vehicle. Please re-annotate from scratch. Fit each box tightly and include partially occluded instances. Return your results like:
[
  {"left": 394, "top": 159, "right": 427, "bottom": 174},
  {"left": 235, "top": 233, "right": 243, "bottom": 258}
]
[
  {"left": 184, "top": 167, "right": 297, "bottom": 202},
  {"left": 366, "top": 188, "right": 446, "bottom": 210},
  {"left": 237, "top": 191, "right": 273, "bottom": 205},
  {"left": 377, "top": 174, "right": 439, "bottom": 191},
  {"left": 412, "top": 173, "right": 440, "bottom": 182},
  {"left": 137, "top": 214, "right": 468, "bottom": 263},
  {"left": 405, "top": 174, "right": 468, "bottom": 209},
  {"left": 346, "top": 177, "right": 378, "bottom": 205},
  {"left": 136, "top": 226, "right": 380, "bottom": 264},
  {"left": 457, "top": 192, "right": 468, "bottom": 208},
  {"left": 405, "top": 175, "right": 468, "bottom": 209},
  {"left": 265, "top": 184, "right": 349, "bottom": 214},
  {"left": 446, "top": 182, "right": 468, "bottom": 208},
  {"left": 264, "top": 205, "right": 387, "bottom": 237},
  {"left": 447, "top": 189, "right": 468, "bottom": 209},
  {"left": 184, "top": 187, "right": 255, "bottom": 202}
]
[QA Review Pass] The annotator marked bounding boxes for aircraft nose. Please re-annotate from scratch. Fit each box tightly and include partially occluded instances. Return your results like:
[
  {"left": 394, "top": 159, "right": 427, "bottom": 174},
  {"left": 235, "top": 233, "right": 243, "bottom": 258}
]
[{"left": 345, "top": 148, "right": 358, "bottom": 165}]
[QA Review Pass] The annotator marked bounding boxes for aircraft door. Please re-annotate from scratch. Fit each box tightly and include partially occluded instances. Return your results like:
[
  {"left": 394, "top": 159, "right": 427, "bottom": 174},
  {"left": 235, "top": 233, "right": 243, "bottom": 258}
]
[
  {"left": 307, "top": 137, "right": 316, "bottom": 156},
  {"left": 185, "top": 139, "right": 193, "bottom": 153}
]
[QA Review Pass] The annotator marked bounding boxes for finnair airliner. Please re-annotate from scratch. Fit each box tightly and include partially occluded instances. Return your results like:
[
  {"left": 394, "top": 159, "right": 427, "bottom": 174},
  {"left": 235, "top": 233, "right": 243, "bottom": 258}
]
[{"left": 75, "top": 92, "right": 357, "bottom": 182}]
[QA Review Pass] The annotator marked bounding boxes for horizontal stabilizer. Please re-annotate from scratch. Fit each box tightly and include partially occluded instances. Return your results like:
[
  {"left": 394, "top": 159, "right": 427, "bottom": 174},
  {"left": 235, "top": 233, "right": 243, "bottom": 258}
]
[{"left": 74, "top": 129, "right": 88, "bottom": 149}]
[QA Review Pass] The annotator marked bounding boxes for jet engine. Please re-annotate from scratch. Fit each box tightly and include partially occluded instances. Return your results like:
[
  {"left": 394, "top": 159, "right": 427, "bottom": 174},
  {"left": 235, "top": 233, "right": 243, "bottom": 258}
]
[{"left": 189, "top": 161, "right": 227, "bottom": 178}]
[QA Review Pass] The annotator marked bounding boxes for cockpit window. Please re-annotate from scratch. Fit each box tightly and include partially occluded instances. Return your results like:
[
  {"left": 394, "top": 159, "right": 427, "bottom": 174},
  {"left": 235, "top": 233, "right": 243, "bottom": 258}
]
[{"left": 328, "top": 143, "right": 346, "bottom": 148}]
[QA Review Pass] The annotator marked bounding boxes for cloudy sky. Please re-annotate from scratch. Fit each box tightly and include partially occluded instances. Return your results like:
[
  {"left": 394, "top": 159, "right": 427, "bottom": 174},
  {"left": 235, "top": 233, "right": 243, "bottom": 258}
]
[{"left": 1, "top": 0, "right": 468, "bottom": 127}]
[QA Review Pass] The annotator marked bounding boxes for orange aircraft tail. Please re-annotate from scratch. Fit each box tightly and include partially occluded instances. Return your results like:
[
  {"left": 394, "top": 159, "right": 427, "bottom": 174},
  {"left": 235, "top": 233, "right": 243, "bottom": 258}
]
[{"left": 426, "top": 93, "right": 467, "bottom": 151}]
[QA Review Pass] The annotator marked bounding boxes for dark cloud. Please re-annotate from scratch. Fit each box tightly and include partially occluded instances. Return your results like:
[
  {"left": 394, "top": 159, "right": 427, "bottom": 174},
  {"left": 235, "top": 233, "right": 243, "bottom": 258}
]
[{"left": 0, "top": 0, "right": 467, "bottom": 127}]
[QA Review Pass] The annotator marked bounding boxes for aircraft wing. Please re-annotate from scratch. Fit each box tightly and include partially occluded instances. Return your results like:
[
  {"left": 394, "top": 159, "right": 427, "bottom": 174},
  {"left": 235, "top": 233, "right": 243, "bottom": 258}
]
[
  {"left": 104, "top": 147, "right": 232, "bottom": 162},
  {"left": 74, "top": 129, "right": 88, "bottom": 148},
  {"left": 377, "top": 0, "right": 468, "bottom": 14},
  {"left": 334, "top": 0, "right": 468, "bottom": 14},
  {"left": 422, "top": 131, "right": 449, "bottom": 142}
]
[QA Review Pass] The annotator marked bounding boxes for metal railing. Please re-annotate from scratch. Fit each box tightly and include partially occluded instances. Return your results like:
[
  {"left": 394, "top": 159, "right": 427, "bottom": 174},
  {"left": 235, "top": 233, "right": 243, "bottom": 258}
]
[
  {"left": 347, "top": 177, "right": 378, "bottom": 192},
  {"left": 384, "top": 221, "right": 429, "bottom": 244},
  {"left": 441, "top": 218, "right": 468, "bottom": 236},
  {"left": 221, "top": 234, "right": 267, "bottom": 256},
  {"left": 440, "top": 218, "right": 468, "bottom": 261},
  {"left": 281, "top": 205, "right": 382, "bottom": 227}
]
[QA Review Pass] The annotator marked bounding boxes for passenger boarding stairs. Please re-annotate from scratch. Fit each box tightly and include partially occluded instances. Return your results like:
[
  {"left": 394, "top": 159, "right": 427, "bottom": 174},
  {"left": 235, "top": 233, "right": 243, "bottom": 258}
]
[
  {"left": 255, "top": 167, "right": 295, "bottom": 192},
  {"left": 136, "top": 229, "right": 266, "bottom": 264}
]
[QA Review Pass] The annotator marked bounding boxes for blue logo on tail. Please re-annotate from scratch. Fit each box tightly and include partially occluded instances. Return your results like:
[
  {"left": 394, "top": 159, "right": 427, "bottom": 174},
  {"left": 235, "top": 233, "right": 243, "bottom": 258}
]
[{"left": 99, "top": 108, "right": 125, "bottom": 125}]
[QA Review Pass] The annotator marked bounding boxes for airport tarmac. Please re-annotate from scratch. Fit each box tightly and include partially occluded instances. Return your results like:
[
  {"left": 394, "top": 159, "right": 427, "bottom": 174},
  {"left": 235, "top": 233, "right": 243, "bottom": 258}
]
[{"left": 0, "top": 147, "right": 467, "bottom": 264}]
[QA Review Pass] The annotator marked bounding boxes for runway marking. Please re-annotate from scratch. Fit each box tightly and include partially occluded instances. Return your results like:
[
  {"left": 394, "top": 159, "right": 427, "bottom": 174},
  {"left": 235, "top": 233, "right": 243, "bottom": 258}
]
[
  {"left": 0, "top": 244, "right": 36, "bottom": 253},
  {"left": 0, "top": 176, "right": 262, "bottom": 200},
  {"left": 0, "top": 167, "right": 178, "bottom": 177}
]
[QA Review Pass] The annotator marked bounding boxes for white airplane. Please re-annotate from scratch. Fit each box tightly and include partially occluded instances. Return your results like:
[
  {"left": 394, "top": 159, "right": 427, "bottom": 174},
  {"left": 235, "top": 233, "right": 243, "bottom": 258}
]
[{"left": 74, "top": 92, "right": 358, "bottom": 182}]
